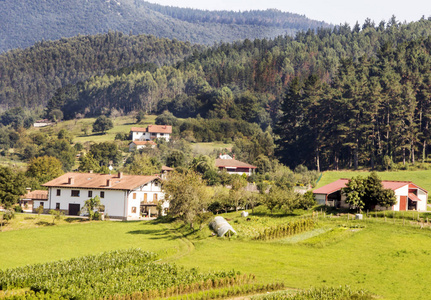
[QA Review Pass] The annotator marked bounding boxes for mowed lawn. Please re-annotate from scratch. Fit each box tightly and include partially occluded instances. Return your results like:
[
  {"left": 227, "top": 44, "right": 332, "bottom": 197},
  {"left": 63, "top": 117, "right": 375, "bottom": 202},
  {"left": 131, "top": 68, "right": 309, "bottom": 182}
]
[
  {"left": 317, "top": 169, "right": 431, "bottom": 191},
  {"left": 0, "top": 220, "right": 185, "bottom": 270}
]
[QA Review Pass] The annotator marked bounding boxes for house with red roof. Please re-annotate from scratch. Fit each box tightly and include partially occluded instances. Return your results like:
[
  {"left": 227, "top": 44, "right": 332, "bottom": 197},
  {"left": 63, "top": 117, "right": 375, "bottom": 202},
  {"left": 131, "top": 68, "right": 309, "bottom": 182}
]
[
  {"left": 215, "top": 154, "right": 256, "bottom": 176},
  {"left": 20, "top": 189, "right": 48, "bottom": 212},
  {"left": 313, "top": 178, "right": 428, "bottom": 211},
  {"left": 41, "top": 172, "right": 168, "bottom": 220},
  {"left": 129, "top": 140, "right": 157, "bottom": 152},
  {"left": 130, "top": 125, "right": 172, "bottom": 142}
]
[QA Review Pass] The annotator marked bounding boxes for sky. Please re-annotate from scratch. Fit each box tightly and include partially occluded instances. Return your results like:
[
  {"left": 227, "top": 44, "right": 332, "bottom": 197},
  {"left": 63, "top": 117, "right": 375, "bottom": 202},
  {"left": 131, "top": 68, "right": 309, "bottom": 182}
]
[{"left": 146, "top": 0, "right": 431, "bottom": 26}]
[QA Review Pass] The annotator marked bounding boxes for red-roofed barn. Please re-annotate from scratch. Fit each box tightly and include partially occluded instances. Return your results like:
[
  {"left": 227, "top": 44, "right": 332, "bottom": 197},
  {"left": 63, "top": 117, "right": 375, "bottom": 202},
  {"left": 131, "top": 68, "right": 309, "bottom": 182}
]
[{"left": 313, "top": 179, "right": 428, "bottom": 211}]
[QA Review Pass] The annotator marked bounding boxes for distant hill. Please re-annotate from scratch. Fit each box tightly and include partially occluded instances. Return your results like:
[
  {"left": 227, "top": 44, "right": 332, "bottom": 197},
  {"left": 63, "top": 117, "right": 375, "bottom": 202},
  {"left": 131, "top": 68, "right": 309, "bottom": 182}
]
[
  {"left": 0, "top": 0, "right": 331, "bottom": 53},
  {"left": 0, "top": 32, "right": 200, "bottom": 110}
]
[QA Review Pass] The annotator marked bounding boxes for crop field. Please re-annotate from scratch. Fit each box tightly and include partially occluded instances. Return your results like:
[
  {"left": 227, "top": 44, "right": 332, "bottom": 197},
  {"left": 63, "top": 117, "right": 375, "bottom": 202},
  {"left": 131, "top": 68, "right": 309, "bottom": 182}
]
[{"left": 2, "top": 210, "right": 431, "bottom": 299}]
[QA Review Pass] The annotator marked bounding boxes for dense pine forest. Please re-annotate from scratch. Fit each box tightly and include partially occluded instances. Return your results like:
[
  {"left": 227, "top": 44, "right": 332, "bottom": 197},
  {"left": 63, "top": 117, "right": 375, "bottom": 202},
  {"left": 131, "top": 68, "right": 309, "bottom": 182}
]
[
  {"left": 0, "top": 33, "right": 200, "bottom": 109},
  {"left": 0, "top": 0, "right": 329, "bottom": 53},
  {"left": 0, "top": 16, "right": 431, "bottom": 170},
  {"left": 43, "top": 18, "right": 431, "bottom": 170}
]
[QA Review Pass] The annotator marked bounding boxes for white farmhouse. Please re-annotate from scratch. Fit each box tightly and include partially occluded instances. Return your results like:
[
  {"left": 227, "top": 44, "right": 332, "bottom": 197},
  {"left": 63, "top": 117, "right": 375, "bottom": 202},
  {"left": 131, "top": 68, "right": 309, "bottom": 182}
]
[
  {"left": 130, "top": 125, "right": 172, "bottom": 142},
  {"left": 41, "top": 172, "right": 168, "bottom": 220}
]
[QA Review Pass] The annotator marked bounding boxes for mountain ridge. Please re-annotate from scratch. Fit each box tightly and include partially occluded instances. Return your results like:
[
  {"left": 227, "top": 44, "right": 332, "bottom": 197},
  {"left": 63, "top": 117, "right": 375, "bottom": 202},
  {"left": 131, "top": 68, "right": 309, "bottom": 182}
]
[{"left": 0, "top": 0, "right": 331, "bottom": 53}]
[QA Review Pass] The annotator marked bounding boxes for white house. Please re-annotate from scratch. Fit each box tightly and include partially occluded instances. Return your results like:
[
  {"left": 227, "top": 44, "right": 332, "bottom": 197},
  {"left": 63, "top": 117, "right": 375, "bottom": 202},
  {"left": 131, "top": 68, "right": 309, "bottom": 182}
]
[
  {"left": 129, "top": 140, "right": 157, "bottom": 152},
  {"left": 20, "top": 189, "right": 48, "bottom": 212},
  {"left": 215, "top": 154, "right": 256, "bottom": 176},
  {"left": 130, "top": 125, "right": 172, "bottom": 142},
  {"left": 313, "top": 179, "right": 428, "bottom": 211},
  {"left": 41, "top": 172, "right": 168, "bottom": 220}
]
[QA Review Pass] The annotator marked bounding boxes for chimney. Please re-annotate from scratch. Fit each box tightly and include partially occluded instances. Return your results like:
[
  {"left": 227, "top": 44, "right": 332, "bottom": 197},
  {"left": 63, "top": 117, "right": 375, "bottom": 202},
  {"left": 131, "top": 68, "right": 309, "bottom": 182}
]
[
  {"left": 68, "top": 177, "right": 74, "bottom": 185},
  {"left": 89, "top": 170, "right": 93, "bottom": 173},
  {"left": 219, "top": 153, "right": 222, "bottom": 159},
  {"left": 106, "top": 179, "right": 111, "bottom": 187},
  {"left": 233, "top": 154, "right": 235, "bottom": 159},
  {"left": 118, "top": 172, "right": 123, "bottom": 179}
]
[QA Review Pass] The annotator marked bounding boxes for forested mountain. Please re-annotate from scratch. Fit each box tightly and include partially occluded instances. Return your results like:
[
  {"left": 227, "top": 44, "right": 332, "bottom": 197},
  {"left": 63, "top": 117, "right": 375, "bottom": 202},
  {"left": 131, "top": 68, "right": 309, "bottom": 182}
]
[
  {"left": 46, "top": 18, "right": 431, "bottom": 118},
  {"left": 43, "top": 18, "right": 431, "bottom": 170},
  {"left": 0, "top": 32, "right": 200, "bottom": 110},
  {"left": 0, "top": 0, "right": 330, "bottom": 53}
]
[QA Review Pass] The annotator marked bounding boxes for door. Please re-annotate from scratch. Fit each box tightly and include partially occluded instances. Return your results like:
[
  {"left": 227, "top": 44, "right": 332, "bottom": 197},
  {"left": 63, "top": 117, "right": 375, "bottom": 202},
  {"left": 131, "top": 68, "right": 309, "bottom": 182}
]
[
  {"left": 68, "top": 203, "right": 80, "bottom": 216},
  {"left": 399, "top": 196, "right": 407, "bottom": 211}
]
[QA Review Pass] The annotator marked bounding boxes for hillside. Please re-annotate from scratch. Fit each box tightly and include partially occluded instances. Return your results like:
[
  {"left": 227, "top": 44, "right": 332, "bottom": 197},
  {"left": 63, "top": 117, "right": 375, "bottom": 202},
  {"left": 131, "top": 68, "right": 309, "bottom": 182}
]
[
  {"left": 0, "top": 32, "right": 200, "bottom": 110},
  {"left": 0, "top": 0, "right": 330, "bottom": 53}
]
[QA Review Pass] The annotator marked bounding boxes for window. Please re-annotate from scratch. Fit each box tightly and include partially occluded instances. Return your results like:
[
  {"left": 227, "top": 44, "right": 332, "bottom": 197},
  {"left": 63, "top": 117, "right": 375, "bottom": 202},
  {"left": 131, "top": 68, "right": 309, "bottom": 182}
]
[
  {"left": 88, "top": 191, "right": 93, "bottom": 198},
  {"left": 71, "top": 190, "right": 80, "bottom": 197},
  {"left": 40, "top": 202, "right": 44, "bottom": 207},
  {"left": 56, "top": 189, "right": 61, "bottom": 196},
  {"left": 100, "top": 191, "right": 105, "bottom": 198},
  {"left": 55, "top": 203, "right": 60, "bottom": 210},
  {"left": 151, "top": 133, "right": 156, "bottom": 136},
  {"left": 160, "top": 133, "right": 164, "bottom": 136},
  {"left": 153, "top": 194, "right": 158, "bottom": 201},
  {"left": 131, "top": 207, "right": 137, "bottom": 213},
  {"left": 132, "top": 193, "right": 136, "bottom": 199},
  {"left": 154, "top": 181, "right": 158, "bottom": 187}
]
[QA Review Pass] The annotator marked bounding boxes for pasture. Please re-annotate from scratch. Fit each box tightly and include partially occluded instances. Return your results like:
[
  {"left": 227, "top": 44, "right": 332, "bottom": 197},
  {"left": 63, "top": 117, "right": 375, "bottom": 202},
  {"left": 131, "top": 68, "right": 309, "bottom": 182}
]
[{"left": 2, "top": 211, "right": 431, "bottom": 299}]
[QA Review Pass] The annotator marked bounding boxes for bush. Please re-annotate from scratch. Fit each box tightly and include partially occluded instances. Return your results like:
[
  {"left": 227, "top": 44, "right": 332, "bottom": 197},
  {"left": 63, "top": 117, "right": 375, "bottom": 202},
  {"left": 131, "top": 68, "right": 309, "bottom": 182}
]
[
  {"left": 13, "top": 205, "right": 23, "bottom": 213},
  {"left": 3, "top": 209, "right": 15, "bottom": 221}
]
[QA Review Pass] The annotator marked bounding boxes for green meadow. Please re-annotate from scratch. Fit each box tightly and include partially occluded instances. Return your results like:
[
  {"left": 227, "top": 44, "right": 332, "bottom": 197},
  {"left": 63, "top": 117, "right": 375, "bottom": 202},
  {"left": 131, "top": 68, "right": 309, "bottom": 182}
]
[{"left": 2, "top": 211, "right": 431, "bottom": 299}]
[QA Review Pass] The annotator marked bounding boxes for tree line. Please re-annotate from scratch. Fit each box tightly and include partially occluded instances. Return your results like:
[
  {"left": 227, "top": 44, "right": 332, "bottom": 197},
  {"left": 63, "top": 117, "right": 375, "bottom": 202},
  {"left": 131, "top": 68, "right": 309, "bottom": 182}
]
[{"left": 276, "top": 36, "right": 431, "bottom": 170}]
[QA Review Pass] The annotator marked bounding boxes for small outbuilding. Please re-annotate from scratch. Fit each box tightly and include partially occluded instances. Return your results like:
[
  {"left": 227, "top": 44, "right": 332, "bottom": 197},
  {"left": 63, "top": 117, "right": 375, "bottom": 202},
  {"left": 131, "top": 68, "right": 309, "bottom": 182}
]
[{"left": 313, "top": 179, "right": 428, "bottom": 211}]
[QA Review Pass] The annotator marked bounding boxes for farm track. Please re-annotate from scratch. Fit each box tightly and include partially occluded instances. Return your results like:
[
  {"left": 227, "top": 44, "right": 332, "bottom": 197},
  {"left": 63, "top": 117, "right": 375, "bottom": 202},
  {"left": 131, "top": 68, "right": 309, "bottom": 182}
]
[{"left": 161, "top": 224, "right": 195, "bottom": 262}]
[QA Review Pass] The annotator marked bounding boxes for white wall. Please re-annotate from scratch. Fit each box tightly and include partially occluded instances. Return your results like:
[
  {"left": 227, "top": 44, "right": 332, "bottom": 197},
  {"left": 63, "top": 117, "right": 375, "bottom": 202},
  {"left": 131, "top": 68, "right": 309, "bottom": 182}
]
[
  {"left": 416, "top": 189, "right": 427, "bottom": 211},
  {"left": 47, "top": 188, "right": 127, "bottom": 218},
  {"left": 44, "top": 179, "right": 168, "bottom": 220},
  {"left": 132, "top": 131, "right": 170, "bottom": 142}
]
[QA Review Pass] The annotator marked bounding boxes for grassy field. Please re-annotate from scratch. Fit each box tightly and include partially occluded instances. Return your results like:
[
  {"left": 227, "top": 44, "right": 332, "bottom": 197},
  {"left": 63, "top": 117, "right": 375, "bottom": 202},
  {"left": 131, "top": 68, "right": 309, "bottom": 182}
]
[
  {"left": 316, "top": 169, "right": 431, "bottom": 192},
  {"left": 2, "top": 212, "right": 431, "bottom": 299},
  {"left": 0, "top": 217, "right": 185, "bottom": 270},
  {"left": 34, "top": 115, "right": 158, "bottom": 145}
]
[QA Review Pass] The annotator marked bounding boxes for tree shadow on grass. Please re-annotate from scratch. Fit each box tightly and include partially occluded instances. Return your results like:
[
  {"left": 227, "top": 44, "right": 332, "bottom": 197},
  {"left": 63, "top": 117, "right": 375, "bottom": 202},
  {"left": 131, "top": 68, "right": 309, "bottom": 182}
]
[
  {"left": 127, "top": 229, "right": 183, "bottom": 240},
  {"left": 64, "top": 217, "right": 88, "bottom": 223},
  {"left": 36, "top": 221, "right": 54, "bottom": 226}
]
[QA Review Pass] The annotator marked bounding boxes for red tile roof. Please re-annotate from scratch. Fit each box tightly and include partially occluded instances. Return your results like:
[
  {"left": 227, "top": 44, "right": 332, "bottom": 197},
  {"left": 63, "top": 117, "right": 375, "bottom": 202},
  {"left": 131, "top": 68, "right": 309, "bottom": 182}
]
[
  {"left": 131, "top": 140, "right": 157, "bottom": 146},
  {"left": 130, "top": 125, "right": 172, "bottom": 134},
  {"left": 21, "top": 190, "right": 48, "bottom": 200},
  {"left": 314, "top": 179, "right": 427, "bottom": 195},
  {"left": 130, "top": 127, "right": 147, "bottom": 132},
  {"left": 147, "top": 124, "right": 172, "bottom": 134},
  {"left": 161, "top": 166, "right": 174, "bottom": 171},
  {"left": 313, "top": 179, "right": 350, "bottom": 195},
  {"left": 43, "top": 172, "right": 159, "bottom": 191},
  {"left": 215, "top": 158, "right": 256, "bottom": 169}
]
